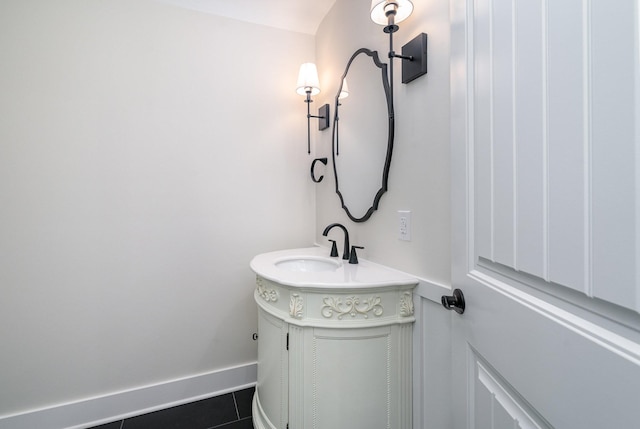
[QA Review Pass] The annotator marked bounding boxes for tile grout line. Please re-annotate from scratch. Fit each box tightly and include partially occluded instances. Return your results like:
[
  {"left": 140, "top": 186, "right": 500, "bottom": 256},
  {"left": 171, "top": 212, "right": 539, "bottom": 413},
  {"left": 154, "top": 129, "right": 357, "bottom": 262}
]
[
  {"left": 210, "top": 416, "right": 253, "bottom": 429},
  {"left": 232, "top": 392, "right": 240, "bottom": 420}
]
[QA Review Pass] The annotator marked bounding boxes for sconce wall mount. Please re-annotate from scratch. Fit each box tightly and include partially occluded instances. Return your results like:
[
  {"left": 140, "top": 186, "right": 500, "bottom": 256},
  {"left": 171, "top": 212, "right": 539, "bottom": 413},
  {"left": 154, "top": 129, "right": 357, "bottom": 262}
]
[
  {"left": 401, "top": 32, "right": 427, "bottom": 83},
  {"left": 314, "top": 103, "right": 330, "bottom": 131}
]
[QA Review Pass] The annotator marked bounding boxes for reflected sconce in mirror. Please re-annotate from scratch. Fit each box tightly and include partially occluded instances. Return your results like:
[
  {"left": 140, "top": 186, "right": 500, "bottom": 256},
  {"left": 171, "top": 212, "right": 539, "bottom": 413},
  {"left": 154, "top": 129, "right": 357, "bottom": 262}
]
[
  {"left": 339, "top": 78, "right": 349, "bottom": 100},
  {"left": 296, "top": 63, "right": 330, "bottom": 154},
  {"left": 335, "top": 78, "right": 349, "bottom": 156},
  {"left": 370, "top": 0, "right": 427, "bottom": 84}
]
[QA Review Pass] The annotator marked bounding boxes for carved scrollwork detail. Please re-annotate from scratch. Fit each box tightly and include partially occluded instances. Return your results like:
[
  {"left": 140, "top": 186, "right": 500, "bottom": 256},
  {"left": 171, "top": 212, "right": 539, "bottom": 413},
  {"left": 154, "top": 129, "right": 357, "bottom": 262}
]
[
  {"left": 399, "top": 291, "right": 414, "bottom": 317},
  {"left": 289, "top": 293, "right": 304, "bottom": 319},
  {"left": 321, "top": 295, "right": 384, "bottom": 320},
  {"left": 256, "top": 278, "right": 278, "bottom": 302}
]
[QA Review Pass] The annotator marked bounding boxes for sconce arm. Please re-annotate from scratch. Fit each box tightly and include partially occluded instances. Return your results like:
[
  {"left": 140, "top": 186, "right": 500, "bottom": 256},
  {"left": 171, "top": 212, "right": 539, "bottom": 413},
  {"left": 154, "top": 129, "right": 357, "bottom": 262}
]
[{"left": 389, "top": 51, "right": 414, "bottom": 61}]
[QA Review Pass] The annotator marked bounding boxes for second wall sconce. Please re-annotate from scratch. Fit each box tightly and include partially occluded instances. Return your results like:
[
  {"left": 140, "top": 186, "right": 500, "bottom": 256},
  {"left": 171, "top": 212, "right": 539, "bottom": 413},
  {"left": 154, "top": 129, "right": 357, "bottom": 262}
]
[{"left": 296, "top": 63, "right": 330, "bottom": 154}]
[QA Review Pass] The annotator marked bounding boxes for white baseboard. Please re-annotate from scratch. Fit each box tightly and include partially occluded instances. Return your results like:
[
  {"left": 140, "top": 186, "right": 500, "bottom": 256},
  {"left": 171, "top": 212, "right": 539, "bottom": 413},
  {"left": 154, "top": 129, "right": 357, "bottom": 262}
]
[{"left": 0, "top": 362, "right": 257, "bottom": 429}]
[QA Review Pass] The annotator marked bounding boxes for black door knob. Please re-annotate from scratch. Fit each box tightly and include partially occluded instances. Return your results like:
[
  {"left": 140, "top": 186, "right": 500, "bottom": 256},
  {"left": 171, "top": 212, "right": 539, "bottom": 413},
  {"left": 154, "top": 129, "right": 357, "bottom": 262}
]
[{"left": 441, "top": 289, "right": 465, "bottom": 314}]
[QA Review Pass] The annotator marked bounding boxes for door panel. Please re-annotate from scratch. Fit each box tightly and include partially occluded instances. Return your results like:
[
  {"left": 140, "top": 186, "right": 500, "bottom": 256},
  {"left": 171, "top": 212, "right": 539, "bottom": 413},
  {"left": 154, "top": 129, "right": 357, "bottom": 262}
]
[
  {"left": 546, "top": 0, "right": 587, "bottom": 292},
  {"left": 456, "top": 272, "right": 640, "bottom": 428},
  {"left": 490, "top": 0, "right": 515, "bottom": 268},
  {"left": 468, "top": 0, "right": 638, "bottom": 311},
  {"left": 309, "top": 327, "right": 392, "bottom": 429},
  {"left": 589, "top": 0, "right": 637, "bottom": 308},
  {"left": 473, "top": 352, "right": 551, "bottom": 429},
  {"left": 451, "top": 0, "right": 640, "bottom": 427},
  {"left": 471, "top": 0, "right": 640, "bottom": 309},
  {"left": 513, "top": 0, "right": 545, "bottom": 279},
  {"left": 300, "top": 325, "right": 412, "bottom": 429}
]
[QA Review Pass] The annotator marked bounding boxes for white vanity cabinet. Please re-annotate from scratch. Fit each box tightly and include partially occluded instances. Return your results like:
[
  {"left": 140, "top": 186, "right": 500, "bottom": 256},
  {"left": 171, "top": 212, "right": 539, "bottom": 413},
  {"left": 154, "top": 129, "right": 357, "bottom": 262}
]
[{"left": 250, "top": 248, "right": 417, "bottom": 429}]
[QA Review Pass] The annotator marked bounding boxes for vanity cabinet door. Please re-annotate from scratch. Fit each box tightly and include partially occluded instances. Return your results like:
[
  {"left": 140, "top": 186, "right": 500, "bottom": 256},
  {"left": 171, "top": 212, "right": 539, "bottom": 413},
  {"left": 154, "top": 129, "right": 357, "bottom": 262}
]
[
  {"left": 296, "top": 325, "right": 412, "bottom": 429},
  {"left": 256, "top": 308, "right": 288, "bottom": 429}
]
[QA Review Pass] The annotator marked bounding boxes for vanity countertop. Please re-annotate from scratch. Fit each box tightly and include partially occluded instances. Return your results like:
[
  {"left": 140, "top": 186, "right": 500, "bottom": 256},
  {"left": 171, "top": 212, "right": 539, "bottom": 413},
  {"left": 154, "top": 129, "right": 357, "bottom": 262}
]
[{"left": 250, "top": 246, "right": 418, "bottom": 289}]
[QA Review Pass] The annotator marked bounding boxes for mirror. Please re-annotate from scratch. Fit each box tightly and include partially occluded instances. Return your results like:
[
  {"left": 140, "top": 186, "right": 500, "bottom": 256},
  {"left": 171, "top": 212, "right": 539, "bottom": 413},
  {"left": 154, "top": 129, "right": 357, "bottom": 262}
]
[{"left": 332, "top": 48, "right": 393, "bottom": 222}]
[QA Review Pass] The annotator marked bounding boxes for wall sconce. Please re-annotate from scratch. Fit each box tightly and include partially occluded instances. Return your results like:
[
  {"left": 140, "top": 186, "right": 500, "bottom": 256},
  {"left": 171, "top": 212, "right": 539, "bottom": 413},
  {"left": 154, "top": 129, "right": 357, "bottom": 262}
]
[
  {"left": 296, "top": 63, "right": 330, "bottom": 154},
  {"left": 370, "top": 0, "right": 427, "bottom": 84}
]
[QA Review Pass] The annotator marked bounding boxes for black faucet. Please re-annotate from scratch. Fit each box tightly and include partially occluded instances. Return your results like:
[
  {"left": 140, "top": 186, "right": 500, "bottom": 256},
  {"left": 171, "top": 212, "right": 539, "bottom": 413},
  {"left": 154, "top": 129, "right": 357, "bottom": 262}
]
[{"left": 322, "top": 223, "right": 350, "bottom": 260}]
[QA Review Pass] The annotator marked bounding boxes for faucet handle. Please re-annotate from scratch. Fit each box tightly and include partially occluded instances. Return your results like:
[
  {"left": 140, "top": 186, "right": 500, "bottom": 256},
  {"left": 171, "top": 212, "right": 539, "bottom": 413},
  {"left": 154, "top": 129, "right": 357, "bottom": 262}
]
[
  {"left": 349, "top": 245, "right": 364, "bottom": 264},
  {"left": 328, "top": 239, "right": 339, "bottom": 257}
]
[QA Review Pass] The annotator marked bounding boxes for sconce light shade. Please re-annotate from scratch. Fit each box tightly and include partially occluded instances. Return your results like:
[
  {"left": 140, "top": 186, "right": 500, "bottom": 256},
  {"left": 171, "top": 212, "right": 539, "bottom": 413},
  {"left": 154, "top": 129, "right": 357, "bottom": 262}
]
[
  {"left": 296, "top": 63, "right": 321, "bottom": 96},
  {"left": 339, "top": 78, "right": 350, "bottom": 99},
  {"left": 370, "top": 0, "right": 413, "bottom": 26},
  {"left": 295, "top": 62, "right": 329, "bottom": 155}
]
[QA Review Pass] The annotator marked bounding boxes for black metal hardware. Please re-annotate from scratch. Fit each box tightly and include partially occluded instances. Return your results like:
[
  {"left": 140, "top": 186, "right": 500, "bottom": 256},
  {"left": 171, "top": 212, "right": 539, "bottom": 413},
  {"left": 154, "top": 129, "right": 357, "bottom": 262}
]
[
  {"left": 441, "top": 289, "right": 465, "bottom": 314},
  {"left": 316, "top": 104, "right": 330, "bottom": 130},
  {"left": 310, "top": 157, "right": 328, "bottom": 183},
  {"left": 328, "top": 239, "right": 338, "bottom": 257},
  {"left": 304, "top": 90, "right": 330, "bottom": 154},
  {"left": 286, "top": 333, "right": 289, "bottom": 350},
  {"left": 304, "top": 91, "right": 312, "bottom": 154},
  {"left": 252, "top": 333, "right": 258, "bottom": 341},
  {"left": 332, "top": 48, "right": 393, "bottom": 223},
  {"left": 349, "top": 245, "right": 364, "bottom": 264},
  {"left": 322, "top": 223, "right": 350, "bottom": 260},
  {"left": 401, "top": 33, "right": 428, "bottom": 83}
]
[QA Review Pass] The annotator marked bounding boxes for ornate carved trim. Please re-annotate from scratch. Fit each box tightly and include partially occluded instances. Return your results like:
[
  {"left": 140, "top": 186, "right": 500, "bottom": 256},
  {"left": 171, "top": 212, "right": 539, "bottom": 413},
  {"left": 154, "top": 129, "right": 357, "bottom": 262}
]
[
  {"left": 256, "top": 277, "right": 278, "bottom": 302},
  {"left": 321, "top": 295, "right": 384, "bottom": 319},
  {"left": 289, "top": 293, "right": 304, "bottom": 319},
  {"left": 399, "top": 292, "right": 414, "bottom": 317}
]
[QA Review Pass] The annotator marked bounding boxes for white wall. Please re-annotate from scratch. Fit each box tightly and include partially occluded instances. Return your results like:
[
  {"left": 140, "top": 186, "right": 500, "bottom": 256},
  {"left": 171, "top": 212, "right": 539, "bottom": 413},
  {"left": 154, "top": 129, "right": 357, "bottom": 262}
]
[
  {"left": 314, "top": 0, "right": 451, "bottom": 285},
  {"left": 0, "top": 0, "right": 315, "bottom": 419}
]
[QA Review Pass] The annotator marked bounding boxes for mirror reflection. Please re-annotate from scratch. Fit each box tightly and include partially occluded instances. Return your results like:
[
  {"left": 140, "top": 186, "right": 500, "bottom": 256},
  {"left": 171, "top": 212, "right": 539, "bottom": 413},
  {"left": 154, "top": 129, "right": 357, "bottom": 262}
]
[{"left": 332, "top": 48, "right": 393, "bottom": 222}]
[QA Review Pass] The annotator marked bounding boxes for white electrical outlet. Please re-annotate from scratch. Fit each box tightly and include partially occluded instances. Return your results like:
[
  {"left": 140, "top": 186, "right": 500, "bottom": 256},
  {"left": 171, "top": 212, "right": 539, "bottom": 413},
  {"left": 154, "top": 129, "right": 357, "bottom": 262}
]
[{"left": 398, "top": 210, "right": 411, "bottom": 241}]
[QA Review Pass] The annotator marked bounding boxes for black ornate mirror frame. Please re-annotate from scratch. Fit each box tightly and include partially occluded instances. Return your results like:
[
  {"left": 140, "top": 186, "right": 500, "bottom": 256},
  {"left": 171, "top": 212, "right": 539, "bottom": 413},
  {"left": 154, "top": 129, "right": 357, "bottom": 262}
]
[{"left": 332, "top": 48, "right": 394, "bottom": 223}]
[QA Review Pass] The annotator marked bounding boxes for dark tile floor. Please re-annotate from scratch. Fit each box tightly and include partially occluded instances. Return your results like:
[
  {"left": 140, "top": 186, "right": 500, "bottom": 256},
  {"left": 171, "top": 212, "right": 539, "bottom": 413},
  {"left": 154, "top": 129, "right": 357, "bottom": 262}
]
[{"left": 89, "top": 386, "right": 254, "bottom": 429}]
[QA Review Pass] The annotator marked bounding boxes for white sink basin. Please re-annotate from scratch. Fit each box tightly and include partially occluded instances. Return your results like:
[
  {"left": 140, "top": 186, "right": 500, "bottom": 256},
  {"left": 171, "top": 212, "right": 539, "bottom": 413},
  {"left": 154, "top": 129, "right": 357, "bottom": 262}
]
[{"left": 275, "top": 256, "right": 342, "bottom": 272}]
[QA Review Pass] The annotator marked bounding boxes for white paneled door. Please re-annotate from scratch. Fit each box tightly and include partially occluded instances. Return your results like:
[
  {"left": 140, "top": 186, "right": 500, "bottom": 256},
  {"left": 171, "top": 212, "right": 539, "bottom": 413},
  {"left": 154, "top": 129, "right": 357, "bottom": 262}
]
[{"left": 450, "top": 0, "right": 640, "bottom": 427}]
